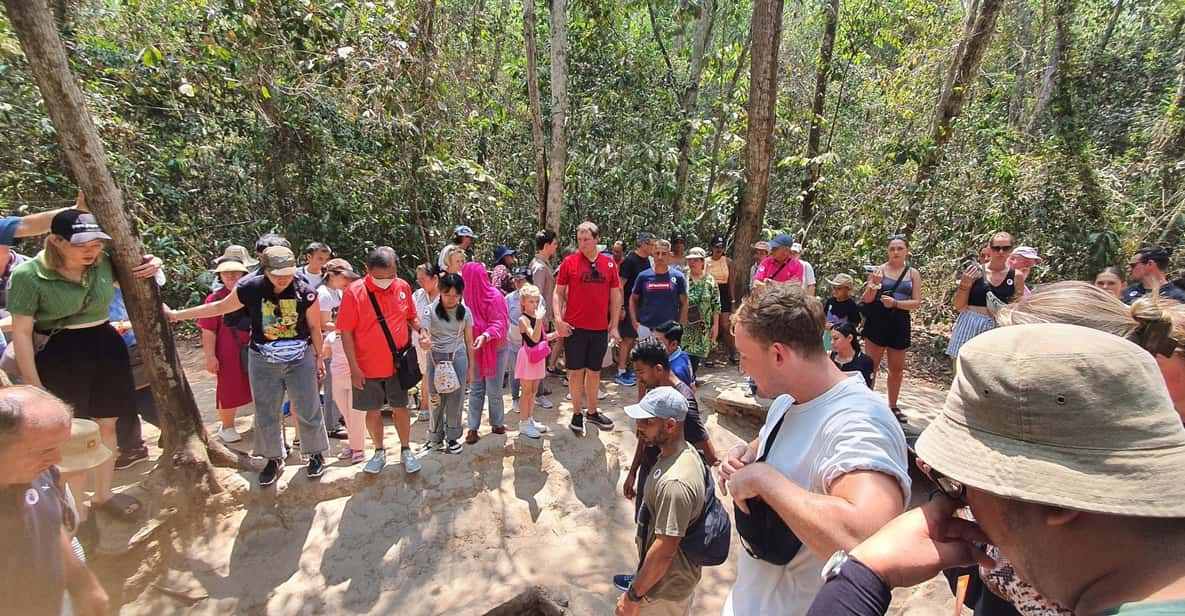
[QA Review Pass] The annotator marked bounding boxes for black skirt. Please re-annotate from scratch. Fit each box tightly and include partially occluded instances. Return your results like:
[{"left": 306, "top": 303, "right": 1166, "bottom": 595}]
[{"left": 36, "top": 323, "right": 136, "bottom": 419}]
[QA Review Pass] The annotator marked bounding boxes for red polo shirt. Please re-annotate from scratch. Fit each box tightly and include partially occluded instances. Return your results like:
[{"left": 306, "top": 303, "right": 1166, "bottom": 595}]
[
  {"left": 556, "top": 251, "right": 619, "bottom": 331},
  {"left": 336, "top": 276, "right": 417, "bottom": 379}
]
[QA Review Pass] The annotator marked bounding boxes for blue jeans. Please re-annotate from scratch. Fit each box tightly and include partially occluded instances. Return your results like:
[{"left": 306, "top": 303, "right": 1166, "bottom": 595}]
[
  {"left": 247, "top": 347, "right": 328, "bottom": 460},
  {"left": 322, "top": 358, "right": 342, "bottom": 429},
  {"left": 504, "top": 345, "right": 521, "bottom": 401},
  {"left": 427, "top": 350, "right": 468, "bottom": 442},
  {"left": 467, "top": 345, "right": 508, "bottom": 430}
]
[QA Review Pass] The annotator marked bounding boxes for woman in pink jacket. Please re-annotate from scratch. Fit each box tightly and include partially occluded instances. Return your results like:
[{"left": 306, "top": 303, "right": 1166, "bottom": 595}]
[{"left": 462, "top": 262, "right": 510, "bottom": 443}]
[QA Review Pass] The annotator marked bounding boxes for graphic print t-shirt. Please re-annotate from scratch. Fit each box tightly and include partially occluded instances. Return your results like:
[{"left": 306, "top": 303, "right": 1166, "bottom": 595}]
[{"left": 236, "top": 274, "right": 317, "bottom": 346}]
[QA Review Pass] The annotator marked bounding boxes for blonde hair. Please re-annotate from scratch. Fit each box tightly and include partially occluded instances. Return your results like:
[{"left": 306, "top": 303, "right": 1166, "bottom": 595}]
[
  {"left": 42, "top": 236, "right": 68, "bottom": 272},
  {"left": 997, "top": 281, "right": 1184, "bottom": 358},
  {"left": 518, "top": 283, "right": 542, "bottom": 304},
  {"left": 443, "top": 245, "right": 467, "bottom": 268}
]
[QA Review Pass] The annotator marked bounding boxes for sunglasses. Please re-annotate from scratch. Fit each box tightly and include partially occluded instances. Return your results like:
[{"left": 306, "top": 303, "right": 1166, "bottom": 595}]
[
  {"left": 924, "top": 466, "right": 967, "bottom": 503},
  {"left": 887, "top": 233, "right": 907, "bottom": 241},
  {"left": 990, "top": 245, "right": 1013, "bottom": 252},
  {"left": 1129, "top": 260, "right": 1146, "bottom": 269}
]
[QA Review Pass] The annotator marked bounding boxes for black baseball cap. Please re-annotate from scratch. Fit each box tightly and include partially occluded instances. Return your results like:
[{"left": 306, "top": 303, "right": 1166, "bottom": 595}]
[
  {"left": 51, "top": 210, "right": 111, "bottom": 244},
  {"left": 710, "top": 235, "right": 726, "bottom": 247},
  {"left": 512, "top": 266, "right": 531, "bottom": 280},
  {"left": 671, "top": 232, "right": 686, "bottom": 244}
]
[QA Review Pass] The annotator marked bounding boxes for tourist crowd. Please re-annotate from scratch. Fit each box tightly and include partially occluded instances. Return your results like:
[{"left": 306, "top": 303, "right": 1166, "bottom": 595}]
[{"left": 1, "top": 200, "right": 1183, "bottom": 616}]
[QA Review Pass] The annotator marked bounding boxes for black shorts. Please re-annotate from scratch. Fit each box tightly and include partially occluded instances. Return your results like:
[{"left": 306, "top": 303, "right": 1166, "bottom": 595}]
[
  {"left": 718, "top": 282, "right": 733, "bottom": 313},
  {"left": 565, "top": 328, "right": 608, "bottom": 372},
  {"left": 352, "top": 375, "right": 410, "bottom": 411},
  {"left": 36, "top": 323, "right": 136, "bottom": 419},
  {"left": 619, "top": 303, "right": 638, "bottom": 340}
]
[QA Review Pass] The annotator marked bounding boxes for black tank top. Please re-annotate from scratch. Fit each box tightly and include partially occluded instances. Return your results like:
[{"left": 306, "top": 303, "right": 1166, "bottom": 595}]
[
  {"left": 521, "top": 315, "right": 541, "bottom": 347},
  {"left": 967, "top": 269, "right": 1016, "bottom": 307}
]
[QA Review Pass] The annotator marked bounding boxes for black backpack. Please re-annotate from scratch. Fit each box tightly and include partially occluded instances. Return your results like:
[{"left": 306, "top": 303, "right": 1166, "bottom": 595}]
[{"left": 679, "top": 452, "right": 732, "bottom": 567}]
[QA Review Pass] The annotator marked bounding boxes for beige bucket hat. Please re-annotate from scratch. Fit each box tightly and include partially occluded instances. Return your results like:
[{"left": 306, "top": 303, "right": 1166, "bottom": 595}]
[
  {"left": 59, "top": 418, "right": 113, "bottom": 474},
  {"left": 916, "top": 323, "right": 1185, "bottom": 517}
]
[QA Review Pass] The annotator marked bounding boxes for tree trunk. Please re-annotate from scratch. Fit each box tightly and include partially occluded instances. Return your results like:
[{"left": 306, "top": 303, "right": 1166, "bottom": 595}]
[
  {"left": 1098, "top": 0, "right": 1124, "bottom": 56},
  {"left": 732, "top": 0, "right": 785, "bottom": 300},
  {"left": 1007, "top": 0, "right": 1035, "bottom": 130},
  {"left": 699, "top": 34, "right": 750, "bottom": 214},
  {"left": 524, "top": 0, "right": 548, "bottom": 225},
  {"left": 1153, "top": 45, "right": 1185, "bottom": 211},
  {"left": 409, "top": 0, "right": 438, "bottom": 261},
  {"left": 672, "top": 0, "right": 717, "bottom": 214},
  {"left": 800, "top": 0, "right": 840, "bottom": 223},
  {"left": 544, "top": 0, "right": 568, "bottom": 234},
  {"left": 901, "top": 0, "right": 1004, "bottom": 236},
  {"left": 1025, "top": 0, "right": 1069, "bottom": 139},
  {"left": 2, "top": 0, "right": 236, "bottom": 498}
]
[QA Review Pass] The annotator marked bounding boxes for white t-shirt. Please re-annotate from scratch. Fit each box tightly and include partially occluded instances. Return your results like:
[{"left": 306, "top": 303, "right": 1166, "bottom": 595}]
[
  {"left": 799, "top": 260, "right": 816, "bottom": 286},
  {"left": 412, "top": 287, "right": 434, "bottom": 354},
  {"left": 299, "top": 266, "right": 325, "bottom": 289},
  {"left": 317, "top": 286, "right": 344, "bottom": 359},
  {"left": 723, "top": 376, "right": 910, "bottom": 616}
]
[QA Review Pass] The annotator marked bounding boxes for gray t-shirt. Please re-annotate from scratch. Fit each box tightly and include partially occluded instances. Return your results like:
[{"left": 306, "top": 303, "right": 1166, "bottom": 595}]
[{"left": 427, "top": 298, "right": 473, "bottom": 355}]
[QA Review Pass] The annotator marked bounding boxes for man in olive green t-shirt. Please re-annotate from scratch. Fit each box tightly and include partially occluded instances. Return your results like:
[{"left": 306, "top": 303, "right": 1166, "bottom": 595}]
[{"left": 617, "top": 387, "right": 705, "bottom": 616}]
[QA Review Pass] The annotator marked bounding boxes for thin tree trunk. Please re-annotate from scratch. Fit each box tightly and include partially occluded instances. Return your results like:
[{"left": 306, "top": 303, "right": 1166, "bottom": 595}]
[
  {"left": 902, "top": 0, "right": 1004, "bottom": 236},
  {"left": 2, "top": 0, "right": 236, "bottom": 498},
  {"left": 1098, "top": 0, "right": 1124, "bottom": 56},
  {"left": 1153, "top": 45, "right": 1185, "bottom": 210},
  {"left": 673, "top": 0, "right": 717, "bottom": 214},
  {"left": 732, "top": 0, "right": 785, "bottom": 300},
  {"left": 1025, "top": 0, "right": 1069, "bottom": 138},
  {"left": 800, "top": 0, "right": 840, "bottom": 223},
  {"left": 544, "top": 0, "right": 568, "bottom": 234},
  {"left": 477, "top": 0, "right": 512, "bottom": 165},
  {"left": 410, "top": 0, "right": 438, "bottom": 260},
  {"left": 1007, "top": 0, "right": 1035, "bottom": 130},
  {"left": 524, "top": 0, "right": 548, "bottom": 224},
  {"left": 699, "top": 34, "right": 750, "bottom": 214},
  {"left": 938, "top": 0, "right": 981, "bottom": 122}
]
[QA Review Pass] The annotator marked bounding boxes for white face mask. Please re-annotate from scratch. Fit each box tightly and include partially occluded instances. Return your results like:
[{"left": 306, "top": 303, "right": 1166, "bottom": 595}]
[{"left": 370, "top": 276, "right": 395, "bottom": 289}]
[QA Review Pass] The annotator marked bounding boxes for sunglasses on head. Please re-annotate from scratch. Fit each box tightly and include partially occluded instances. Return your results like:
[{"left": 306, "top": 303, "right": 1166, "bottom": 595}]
[
  {"left": 990, "top": 244, "right": 1013, "bottom": 252},
  {"left": 887, "top": 233, "right": 907, "bottom": 241}
]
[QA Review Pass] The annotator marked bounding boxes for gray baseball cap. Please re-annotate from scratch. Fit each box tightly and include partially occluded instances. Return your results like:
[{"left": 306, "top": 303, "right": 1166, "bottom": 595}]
[{"left": 625, "top": 386, "right": 688, "bottom": 421}]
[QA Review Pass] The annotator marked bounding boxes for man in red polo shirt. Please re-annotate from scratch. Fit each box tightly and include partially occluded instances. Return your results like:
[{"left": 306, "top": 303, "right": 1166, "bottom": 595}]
[
  {"left": 337, "top": 246, "right": 429, "bottom": 475},
  {"left": 554, "top": 221, "right": 621, "bottom": 434}
]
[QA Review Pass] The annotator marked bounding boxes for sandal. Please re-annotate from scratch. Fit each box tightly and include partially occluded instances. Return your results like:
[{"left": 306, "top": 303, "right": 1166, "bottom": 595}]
[
  {"left": 95, "top": 492, "right": 142, "bottom": 519},
  {"left": 891, "top": 407, "right": 908, "bottom": 424}
]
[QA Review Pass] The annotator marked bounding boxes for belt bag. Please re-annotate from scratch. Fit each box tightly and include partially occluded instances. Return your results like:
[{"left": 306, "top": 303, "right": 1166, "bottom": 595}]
[
  {"left": 257, "top": 339, "right": 308, "bottom": 363},
  {"left": 734, "top": 411, "right": 804, "bottom": 565}
]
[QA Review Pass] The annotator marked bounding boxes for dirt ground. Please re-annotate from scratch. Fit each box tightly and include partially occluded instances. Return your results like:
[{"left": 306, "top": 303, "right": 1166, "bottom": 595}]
[{"left": 98, "top": 344, "right": 967, "bottom": 615}]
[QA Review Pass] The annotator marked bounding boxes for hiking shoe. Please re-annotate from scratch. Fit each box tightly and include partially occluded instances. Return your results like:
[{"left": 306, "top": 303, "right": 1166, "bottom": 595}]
[
  {"left": 614, "top": 372, "right": 636, "bottom": 387},
  {"left": 465, "top": 430, "right": 480, "bottom": 444},
  {"left": 306, "top": 453, "right": 326, "bottom": 479},
  {"left": 419, "top": 441, "right": 443, "bottom": 455},
  {"left": 401, "top": 448, "right": 421, "bottom": 474},
  {"left": 446, "top": 440, "right": 464, "bottom": 454},
  {"left": 218, "top": 424, "right": 242, "bottom": 443},
  {"left": 522, "top": 419, "right": 541, "bottom": 439},
  {"left": 114, "top": 446, "right": 149, "bottom": 470},
  {"left": 259, "top": 458, "right": 284, "bottom": 487},
  {"left": 364, "top": 449, "right": 387, "bottom": 475},
  {"left": 536, "top": 395, "right": 554, "bottom": 409},
  {"left": 613, "top": 574, "right": 635, "bottom": 592},
  {"left": 569, "top": 411, "right": 585, "bottom": 436},
  {"left": 585, "top": 412, "right": 614, "bottom": 431}
]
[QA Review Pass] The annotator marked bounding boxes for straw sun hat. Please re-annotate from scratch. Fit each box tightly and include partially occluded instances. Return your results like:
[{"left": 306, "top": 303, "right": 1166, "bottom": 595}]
[{"left": 916, "top": 323, "right": 1185, "bottom": 517}]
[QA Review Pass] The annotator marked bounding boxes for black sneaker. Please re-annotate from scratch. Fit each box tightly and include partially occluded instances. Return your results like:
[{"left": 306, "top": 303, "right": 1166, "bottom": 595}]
[
  {"left": 446, "top": 439, "right": 463, "bottom": 454},
  {"left": 114, "top": 446, "right": 149, "bottom": 470},
  {"left": 585, "top": 411, "right": 614, "bottom": 431},
  {"left": 613, "top": 574, "right": 635, "bottom": 592},
  {"left": 569, "top": 411, "right": 585, "bottom": 436},
  {"left": 547, "top": 366, "right": 566, "bottom": 377},
  {"left": 259, "top": 458, "right": 284, "bottom": 487},
  {"left": 306, "top": 453, "right": 326, "bottom": 479}
]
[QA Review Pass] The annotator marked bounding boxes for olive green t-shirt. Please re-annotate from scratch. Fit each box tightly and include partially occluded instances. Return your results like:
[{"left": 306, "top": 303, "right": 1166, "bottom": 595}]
[
  {"left": 7, "top": 251, "right": 115, "bottom": 331},
  {"left": 637, "top": 440, "right": 706, "bottom": 602}
]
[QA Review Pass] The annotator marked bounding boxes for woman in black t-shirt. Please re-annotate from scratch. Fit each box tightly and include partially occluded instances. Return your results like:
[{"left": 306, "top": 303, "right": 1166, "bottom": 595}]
[{"left": 830, "top": 322, "right": 874, "bottom": 388}]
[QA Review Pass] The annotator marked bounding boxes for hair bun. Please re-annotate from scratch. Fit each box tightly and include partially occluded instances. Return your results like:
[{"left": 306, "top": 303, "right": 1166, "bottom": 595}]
[{"left": 1129, "top": 297, "right": 1179, "bottom": 357}]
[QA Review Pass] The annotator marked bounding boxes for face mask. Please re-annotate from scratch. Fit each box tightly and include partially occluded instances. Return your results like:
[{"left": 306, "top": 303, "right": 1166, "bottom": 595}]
[{"left": 370, "top": 276, "right": 394, "bottom": 289}]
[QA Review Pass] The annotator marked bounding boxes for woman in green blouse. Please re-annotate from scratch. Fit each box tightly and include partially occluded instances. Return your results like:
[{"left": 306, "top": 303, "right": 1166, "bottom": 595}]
[{"left": 682, "top": 247, "right": 720, "bottom": 377}]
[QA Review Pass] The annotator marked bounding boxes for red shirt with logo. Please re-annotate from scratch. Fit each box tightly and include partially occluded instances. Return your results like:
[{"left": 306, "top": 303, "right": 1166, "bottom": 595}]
[
  {"left": 556, "top": 252, "right": 620, "bottom": 331},
  {"left": 336, "top": 276, "right": 418, "bottom": 379}
]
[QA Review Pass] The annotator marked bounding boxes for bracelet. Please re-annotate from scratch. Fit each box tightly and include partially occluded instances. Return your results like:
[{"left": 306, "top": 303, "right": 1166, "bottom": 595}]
[{"left": 867, "top": 284, "right": 882, "bottom": 290}]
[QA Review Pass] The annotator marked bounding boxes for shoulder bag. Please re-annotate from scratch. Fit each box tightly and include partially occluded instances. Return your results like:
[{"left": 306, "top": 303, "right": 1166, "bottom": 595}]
[
  {"left": 733, "top": 411, "right": 804, "bottom": 565},
  {"left": 367, "top": 290, "right": 422, "bottom": 390}
]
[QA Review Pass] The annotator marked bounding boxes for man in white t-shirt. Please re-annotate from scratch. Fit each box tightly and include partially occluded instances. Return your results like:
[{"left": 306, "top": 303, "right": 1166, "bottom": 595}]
[
  {"left": 720, "top": 283, "right": 910, "bottom": 616},
  {"left": 790, "top": 243, "right": 816, "bottom": 297}
]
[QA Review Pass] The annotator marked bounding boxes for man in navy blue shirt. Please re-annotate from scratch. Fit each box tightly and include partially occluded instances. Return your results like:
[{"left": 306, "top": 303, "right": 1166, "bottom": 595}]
[
  {"left": 1123, "top": 245, "right": 1185, "bottom": 305},
  {"left": 630, "top": 239, "right": 687, "bottom": 340}
]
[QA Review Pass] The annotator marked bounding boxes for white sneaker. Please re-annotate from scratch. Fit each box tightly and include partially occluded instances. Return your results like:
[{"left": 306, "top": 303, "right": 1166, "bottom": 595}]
[
  {"left": 521, "top": 419, "right": 541, "bottom": 439},
  {"left": 218, "top": 425, "right": 242, "bottom": 443},
  {"left": 512, "top": 399, "right": 520, "bottom": 413},
  {"left": 531, "top": 418, "right": 550, "bottom": 434}
]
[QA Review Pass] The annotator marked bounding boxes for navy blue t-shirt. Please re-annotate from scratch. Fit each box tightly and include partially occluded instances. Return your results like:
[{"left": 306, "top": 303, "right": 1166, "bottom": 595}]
[
  {"left": 0, "top": 468, "right": 66, "bottom": 616},
  {"left": 632, "top": 268, "right": 686, "bottom": 328},
  {"left": 1122, "top": 282, "right": 1185, "bottom": 305}
]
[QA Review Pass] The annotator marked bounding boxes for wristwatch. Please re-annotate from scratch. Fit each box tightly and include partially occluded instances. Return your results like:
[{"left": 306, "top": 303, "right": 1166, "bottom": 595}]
[
  {"left": 820, "top": 549, "right": 851, "bottom": 582},
  {"left": 626, "top": 585, "right": 644, "bottom": 603}
]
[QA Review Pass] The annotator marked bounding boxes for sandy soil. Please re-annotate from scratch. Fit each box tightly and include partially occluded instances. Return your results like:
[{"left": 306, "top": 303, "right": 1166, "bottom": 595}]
[{"left": 102, "top": 344, "right": 966, "bottom": 615}]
